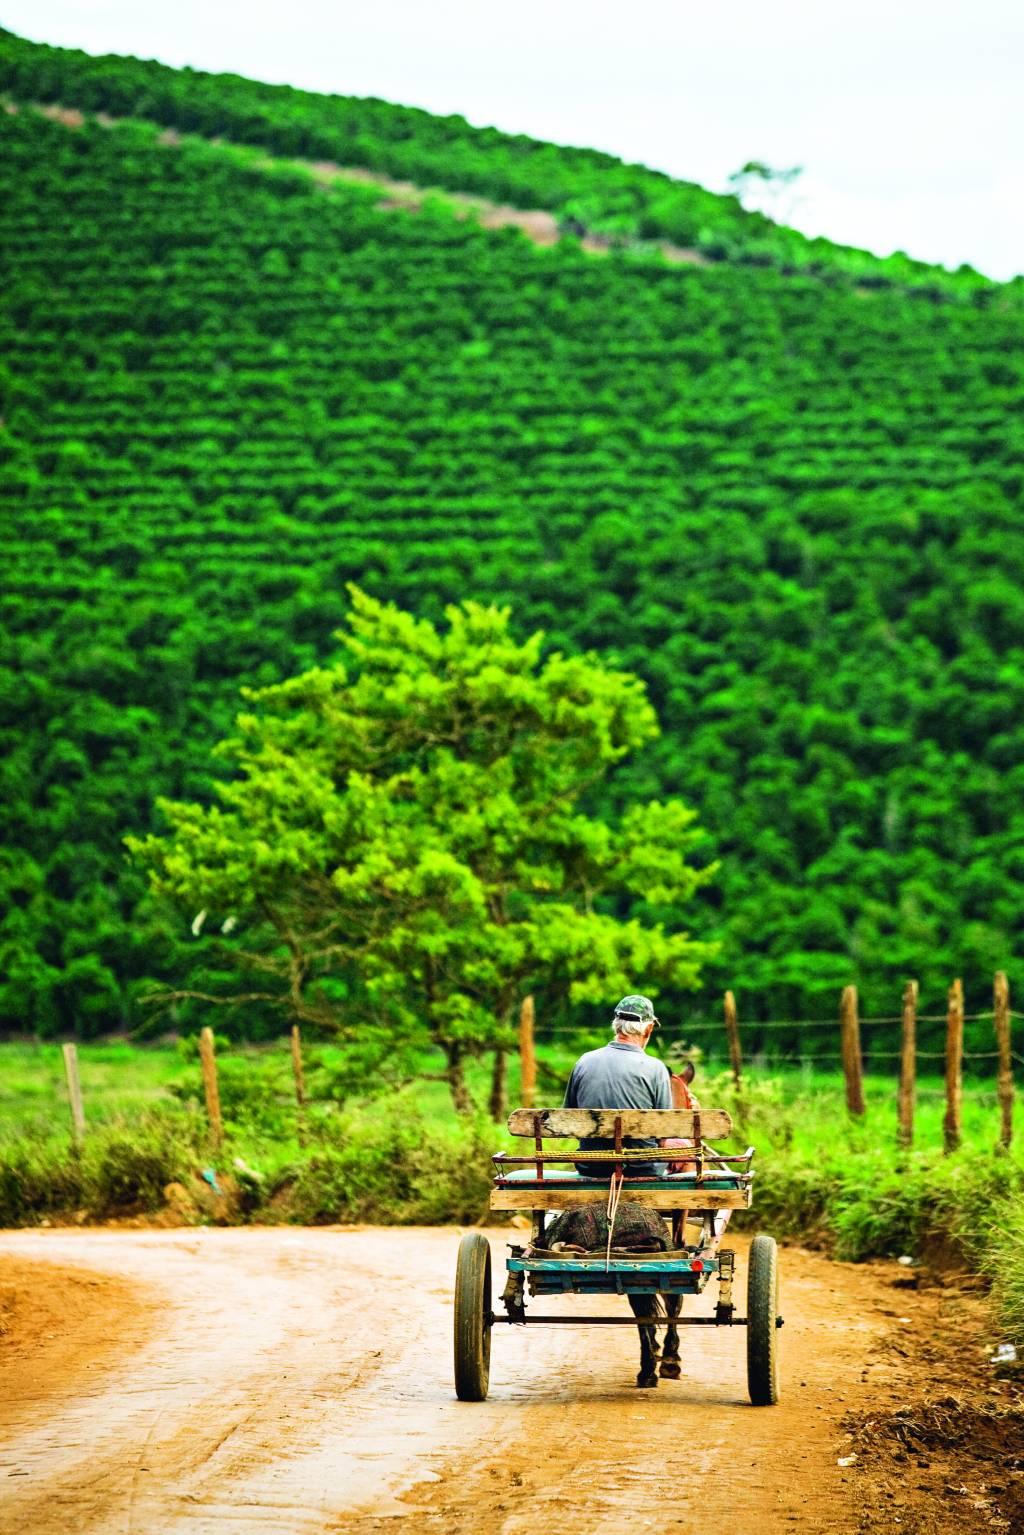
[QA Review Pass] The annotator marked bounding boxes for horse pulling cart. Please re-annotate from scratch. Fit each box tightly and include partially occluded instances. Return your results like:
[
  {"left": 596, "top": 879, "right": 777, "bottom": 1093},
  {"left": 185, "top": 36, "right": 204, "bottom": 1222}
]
[{"left": 454, "top": 1105, "right": 781, "bottom": 1404}]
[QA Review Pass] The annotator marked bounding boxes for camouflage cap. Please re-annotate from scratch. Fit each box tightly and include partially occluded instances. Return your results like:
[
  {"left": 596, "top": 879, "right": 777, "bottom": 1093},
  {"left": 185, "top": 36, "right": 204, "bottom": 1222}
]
[{"left": 613, "top": 994, "right": 657, "bottom": 1027}]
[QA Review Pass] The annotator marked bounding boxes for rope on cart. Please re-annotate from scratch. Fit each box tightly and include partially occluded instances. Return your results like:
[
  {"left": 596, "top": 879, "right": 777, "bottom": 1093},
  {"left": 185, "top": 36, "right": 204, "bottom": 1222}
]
[{"left": 605, "top": 1167, "right": 624, "bottom": 1272}]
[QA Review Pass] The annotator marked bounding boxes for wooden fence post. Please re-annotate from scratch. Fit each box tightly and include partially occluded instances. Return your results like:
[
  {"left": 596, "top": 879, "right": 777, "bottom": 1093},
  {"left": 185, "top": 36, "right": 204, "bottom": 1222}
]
[
  {"left": 943, "top": 979, "right": 963, "bottom": 1154},
  {"left": 519, "top": 996, "right": 536, "bottom": 1109},
  {"left": 840, "top": 985, "right": 866, "bottom": 1117},
  {"left": 62, "top": 1042, "right": 86, "bottom": 1147},
  {"left": 723, "top": 990, "right": 742, "bottom": 1088},
  {"left": 199, "top": 1026, "right": 223, "bottom": 1149},
  {"left": 290, "top": 1024, "right": 307, "bottom": 1143},
  {"left": 994, "top": 971, "right": 1013, "bottom": 1151},
  {"left": 897, "top": 979, "right": 918, "bottom": 1149}
]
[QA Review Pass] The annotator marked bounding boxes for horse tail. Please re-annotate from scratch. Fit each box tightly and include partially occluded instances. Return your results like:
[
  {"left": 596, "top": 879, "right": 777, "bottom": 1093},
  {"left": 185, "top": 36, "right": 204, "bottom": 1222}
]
[{"left": 628, "top": 1289, "right": 665, "bottom": 1320}]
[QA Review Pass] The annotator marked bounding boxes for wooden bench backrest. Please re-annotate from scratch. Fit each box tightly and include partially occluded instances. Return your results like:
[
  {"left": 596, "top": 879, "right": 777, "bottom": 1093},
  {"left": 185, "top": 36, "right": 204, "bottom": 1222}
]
[{"left": 506, "top": 1107, "right": 732, "bottom": 1140}]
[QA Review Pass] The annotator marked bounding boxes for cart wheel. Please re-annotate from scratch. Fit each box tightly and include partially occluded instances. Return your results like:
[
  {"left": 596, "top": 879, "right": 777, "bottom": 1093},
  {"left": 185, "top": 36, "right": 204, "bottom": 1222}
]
[
  {"left": 454, "top": 1233, "right": 492, "bottom": 1401},
  {"left": 746, "top": 1233, "right": 780, "bottom": 1406}
]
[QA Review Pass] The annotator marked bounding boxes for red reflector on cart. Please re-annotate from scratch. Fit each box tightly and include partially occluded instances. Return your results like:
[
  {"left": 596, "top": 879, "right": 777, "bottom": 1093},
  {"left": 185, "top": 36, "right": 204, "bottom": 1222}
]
[{"left": 690, "top": 1259, "right": 704, "bottom": 1271}]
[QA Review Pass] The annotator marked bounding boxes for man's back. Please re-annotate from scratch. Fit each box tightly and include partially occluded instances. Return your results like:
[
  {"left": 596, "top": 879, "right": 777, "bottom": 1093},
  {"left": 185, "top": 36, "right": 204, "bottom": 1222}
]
[
  {"left": 564, "top": 1040, "right": 671, "bottom": 1171},
  {"left": 564, "top": 1041, "right": 671, "bottom": 1114}
]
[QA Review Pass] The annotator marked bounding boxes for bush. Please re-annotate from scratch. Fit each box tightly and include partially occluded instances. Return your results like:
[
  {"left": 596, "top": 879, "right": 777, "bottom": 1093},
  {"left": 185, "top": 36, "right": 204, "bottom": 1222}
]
[
  {"left": 692, "top": 1069, "right": 793, "bottom": 1148},
  {"left": 170, "top": 1045, "right": 297, "bottom": 1136},
  {"left": 742, "top": 1140, "right": 1024, "bottom": 1267},
  {"left": 828, "top": 1151, "right": 1023, "bottom": 1264},
  {"left": 741, "top": 1158, "right": 836, "bottom": 1244},
  {"left": 279, "top": 1106, "right": 494, "bottom": 1225},
  {"left": 0, "top": 1138, "right": 83, "bottom": 1225},
  {"left": 208, "top": 1056, "right": 292, "bottom": 1137},
  {"left": 80, "top": 1109, "right": 198, "bottom": 1214}
]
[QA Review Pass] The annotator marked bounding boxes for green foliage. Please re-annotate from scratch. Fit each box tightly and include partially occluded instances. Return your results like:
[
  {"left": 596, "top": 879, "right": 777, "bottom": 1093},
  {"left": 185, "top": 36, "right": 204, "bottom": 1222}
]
[
  {"left": 195, "top": 1056, "right": 293, "bottom": 1137},
  {"left": 0, "top": 52, "right": 1022, "bottom": 1044},
  {"left": 0, "top": 28, "right": 993, "bottom": 292},
  {"left": 682, "top": 1068, "right": 793, "bottom": 1149},
  {"left": 83, "top": 1113, "right": 191, "bottom": 1214},
  {"left": 824, "top": 1153, "right": 1019, "bottom": 1263},
  {"left": 726, "top": 1079, "right": 1024, "bottom": 1268},
  {"left": 981, "top": 1197, "right": 1024, "bottom": 1346},
  {"left": 0, "top": 1138, "right": 84, "bottom": 1226},
  {"left": 277, "top": 1107, "right": 495, "bottom": 1225},
  {"left": 0, "top": 1104, "right": 197, "bottom": 1224},
  {"left": 305, "top": 1038, "right": 424, "bottom": 1105},
  {"left": 745, "top": 1160, "right": 833, "bottom": 1244},
  {"left": 129, "top": 588, "right": 715, "bottom": 1101}
]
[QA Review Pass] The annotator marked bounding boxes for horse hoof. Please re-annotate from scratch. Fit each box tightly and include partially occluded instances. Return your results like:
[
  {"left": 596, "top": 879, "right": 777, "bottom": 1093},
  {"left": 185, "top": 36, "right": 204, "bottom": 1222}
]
[
  {"left": 636, "top": 1373, "right": 659, "bottom": 1389},
  {"left": 658, "top": 1359, "right": 681, "bottom": 1379}
]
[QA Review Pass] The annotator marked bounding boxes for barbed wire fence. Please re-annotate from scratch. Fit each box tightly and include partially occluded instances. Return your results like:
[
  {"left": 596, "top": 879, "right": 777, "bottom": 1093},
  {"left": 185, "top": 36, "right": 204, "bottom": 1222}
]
[
  {"left": 519, "top": 973, "right": 1017, "bottom": 1152},
  {"left": 53, "top": 979, "right": 1017, "bottom": 1156}
]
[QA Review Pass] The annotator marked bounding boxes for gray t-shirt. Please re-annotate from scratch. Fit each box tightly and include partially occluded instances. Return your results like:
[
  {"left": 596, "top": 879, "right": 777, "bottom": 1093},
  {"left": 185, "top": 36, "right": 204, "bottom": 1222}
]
[{"left": 563, "top": 1041, "right": 671, "bottom": 1157}]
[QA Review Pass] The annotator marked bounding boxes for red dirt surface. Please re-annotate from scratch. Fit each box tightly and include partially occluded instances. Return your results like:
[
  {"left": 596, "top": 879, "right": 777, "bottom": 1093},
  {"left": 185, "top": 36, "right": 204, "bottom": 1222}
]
[{"left": 4, "top": 1228, "right": 1013, "bottom": 1534}]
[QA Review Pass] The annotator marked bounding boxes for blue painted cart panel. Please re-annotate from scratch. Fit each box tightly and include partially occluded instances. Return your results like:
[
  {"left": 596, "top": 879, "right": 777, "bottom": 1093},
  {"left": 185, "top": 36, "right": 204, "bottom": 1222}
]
[
  {"left": 526, "top": 1273, "right": 707, "bottom": 1295},
  {"left": 508, "top": 1256, "right": 715, "bottom": 1273},
  {"left": 508, "top": 1253, "right": 717, "bottom": 1297}
]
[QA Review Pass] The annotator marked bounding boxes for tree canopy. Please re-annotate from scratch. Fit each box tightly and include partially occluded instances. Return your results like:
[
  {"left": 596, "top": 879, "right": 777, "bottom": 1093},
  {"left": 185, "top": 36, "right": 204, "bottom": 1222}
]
[{"left": 129, "top": 590, "right": 716, "bottom": 1106}]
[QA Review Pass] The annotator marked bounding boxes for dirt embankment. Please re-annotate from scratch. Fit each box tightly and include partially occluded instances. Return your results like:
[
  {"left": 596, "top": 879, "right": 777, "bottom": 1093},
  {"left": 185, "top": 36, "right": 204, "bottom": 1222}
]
[{"left": 0, "top": 1228, "right": 1018, "bottom": 1535}]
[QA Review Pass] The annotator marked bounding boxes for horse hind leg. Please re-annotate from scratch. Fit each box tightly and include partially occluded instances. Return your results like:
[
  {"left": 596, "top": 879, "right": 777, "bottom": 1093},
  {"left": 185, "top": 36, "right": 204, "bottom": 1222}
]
[
  {"left": 658, "top": 1293, "right": 683, "bottom": 1379},
  {"left": 628, "top": 1293, "right": 662, "bottom": 1388}
]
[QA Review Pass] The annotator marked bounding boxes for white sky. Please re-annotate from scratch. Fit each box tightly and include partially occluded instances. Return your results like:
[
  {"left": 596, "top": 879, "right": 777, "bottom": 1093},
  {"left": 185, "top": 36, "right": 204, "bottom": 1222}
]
[{"left": 4, "top": 0, "right": 1023, "bottom": 280}]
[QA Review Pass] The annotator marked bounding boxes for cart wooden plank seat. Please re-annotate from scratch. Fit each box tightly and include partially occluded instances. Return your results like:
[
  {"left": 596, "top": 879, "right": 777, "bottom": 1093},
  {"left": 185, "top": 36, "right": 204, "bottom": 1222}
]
[
  {"left": 506, "top": 1107, "right": 733, "bottom": 1139},
  {"left": 490, "top": 1106, "right": 754, "bottom": 1211},
  {"left": 491, "top": 1170, "right": 751, "bottom": 1211},
  {"left": 491, "top": 1177, "right": 752, "bottom": 1211}
]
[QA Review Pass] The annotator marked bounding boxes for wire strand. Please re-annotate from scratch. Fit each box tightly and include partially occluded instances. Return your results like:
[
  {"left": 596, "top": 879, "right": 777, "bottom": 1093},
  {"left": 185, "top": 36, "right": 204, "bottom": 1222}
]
[{"left": 538, "top": 1009, "right": 1004, "bottom": 1034}]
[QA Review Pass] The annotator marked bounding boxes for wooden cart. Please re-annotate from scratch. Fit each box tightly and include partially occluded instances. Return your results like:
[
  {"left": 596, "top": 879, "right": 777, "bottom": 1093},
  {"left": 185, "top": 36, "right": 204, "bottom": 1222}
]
[{"left": 454, "top": 1106, "right": 781, "bottom": 1404}]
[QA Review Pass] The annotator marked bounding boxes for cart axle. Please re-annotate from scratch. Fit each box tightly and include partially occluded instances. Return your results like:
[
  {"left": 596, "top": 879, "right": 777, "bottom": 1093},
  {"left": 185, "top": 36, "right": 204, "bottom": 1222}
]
[{"left": 490, "top": 1313, "right": 784, "bottom": 1328}]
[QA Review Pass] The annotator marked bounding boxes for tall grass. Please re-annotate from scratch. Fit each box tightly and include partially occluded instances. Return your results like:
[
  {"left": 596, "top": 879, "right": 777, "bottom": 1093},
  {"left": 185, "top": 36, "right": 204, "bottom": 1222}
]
[{"left": 981, "top": 1199, "right": 1024, "bottom": 1344}]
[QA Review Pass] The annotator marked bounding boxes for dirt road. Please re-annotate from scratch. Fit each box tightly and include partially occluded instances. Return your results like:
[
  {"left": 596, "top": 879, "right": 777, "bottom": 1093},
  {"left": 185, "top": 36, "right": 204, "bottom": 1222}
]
[{"left": 0, "top": 1227, "right": 909, "bottom": 1534}]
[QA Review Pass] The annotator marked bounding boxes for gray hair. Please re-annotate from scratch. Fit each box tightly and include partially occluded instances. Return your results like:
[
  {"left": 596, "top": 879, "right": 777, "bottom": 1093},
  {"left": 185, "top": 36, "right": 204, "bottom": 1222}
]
[{"left": 611, "top": 1014, "right": 647, "bottom": 1039}]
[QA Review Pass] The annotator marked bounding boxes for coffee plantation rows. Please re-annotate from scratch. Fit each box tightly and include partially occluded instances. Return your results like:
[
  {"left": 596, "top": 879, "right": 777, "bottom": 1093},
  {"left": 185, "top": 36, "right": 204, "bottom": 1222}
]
[
  {"left": 1, "top": 84, "right": 1023, "bottom": 1040},
  {"left": 0, "top": 26, "right": 1005, "bottom": 295}
]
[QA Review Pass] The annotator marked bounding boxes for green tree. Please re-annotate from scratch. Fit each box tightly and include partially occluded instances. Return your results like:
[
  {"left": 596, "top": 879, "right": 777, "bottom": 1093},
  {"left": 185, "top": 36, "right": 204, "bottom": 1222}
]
[{"left": 129, "top": 588, "right": 716, "bottom": 1111}]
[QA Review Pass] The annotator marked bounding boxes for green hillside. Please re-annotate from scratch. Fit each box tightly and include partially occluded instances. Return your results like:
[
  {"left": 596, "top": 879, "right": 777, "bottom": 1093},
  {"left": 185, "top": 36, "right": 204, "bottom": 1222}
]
[
  {"left": 2, "top": 35, "right": 1023, "bottom": 1043},
  {"left": 0, "top": 27, "right": 1003, "bottom": 294}
]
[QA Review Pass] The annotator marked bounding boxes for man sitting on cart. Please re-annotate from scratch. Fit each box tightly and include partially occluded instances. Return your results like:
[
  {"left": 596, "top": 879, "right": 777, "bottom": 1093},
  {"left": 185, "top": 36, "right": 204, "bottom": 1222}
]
[{"left": 562, "top": 994, "right": 670, "bottom": 1178}]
